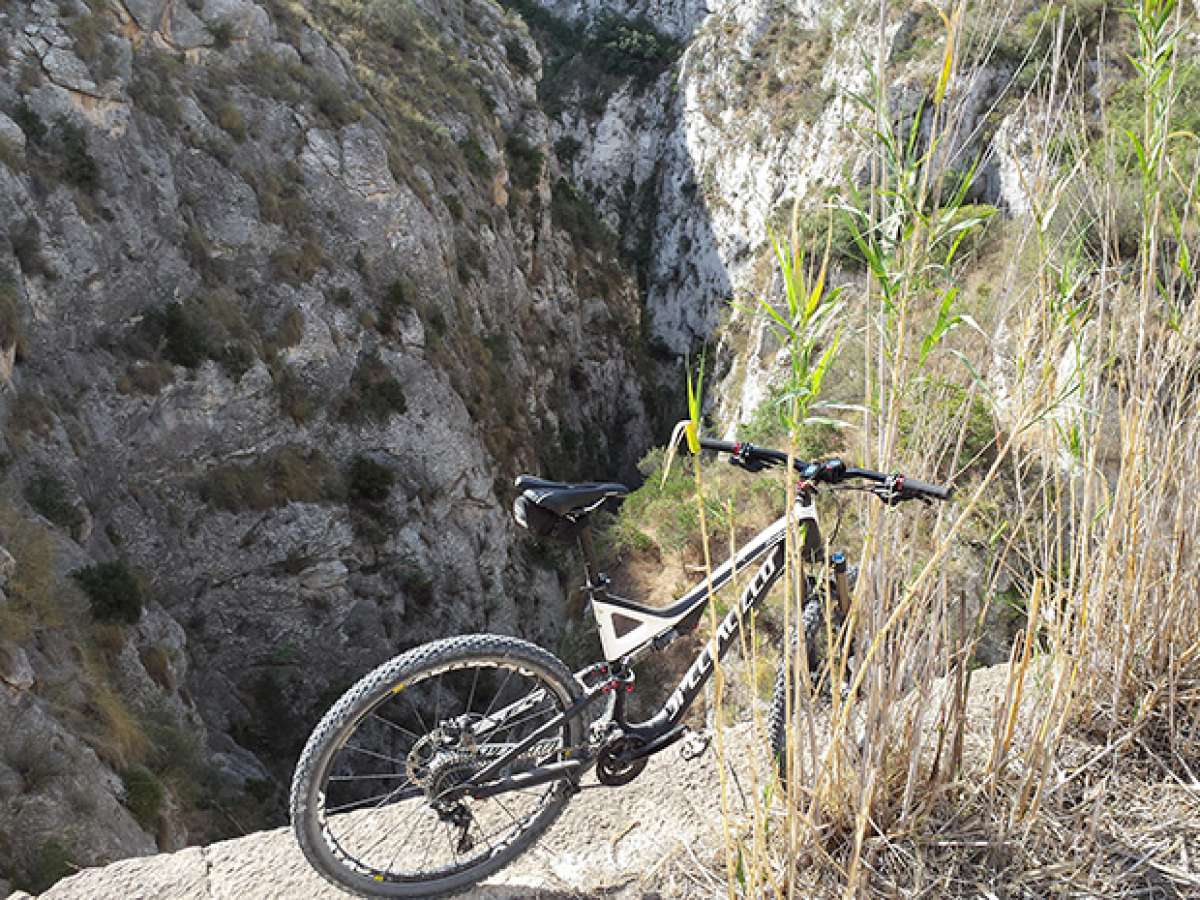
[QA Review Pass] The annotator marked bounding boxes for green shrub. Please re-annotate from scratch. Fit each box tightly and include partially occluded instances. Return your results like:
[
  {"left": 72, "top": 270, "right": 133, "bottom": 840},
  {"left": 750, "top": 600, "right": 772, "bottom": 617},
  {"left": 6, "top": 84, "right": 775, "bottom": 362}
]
[
  {"left": 897, "top": 378, "right": 997, "bottom": 469},
  {"left": 55, "top": 117, "right": 99, "bottom": 191},
  {"left": 143, "top": 302, "right": 210, "bottom": 368},
  {"left": 199, "top": 446, "right": 340, "bottom": 512},
  {"left": 246, "top": 161, "right": 307, "bottom": 226},
  {"left": 482, "top": 332, "right": 510, "bottom": 364},
  {"left": 12, "top": 101, "right": 46, "bottom": 144},
  {"left": 6, "top": 739, "right": 66, "bottom": 793},
  {"left": 339, "top": 353, "right": 407, "bottom": 424},
  {"left": 214, "top": 101, "right": 247, "bottom": 141},
  {"left": 311, "top": 72, "right": 360, "bottom": 128},
  {"left": 347, "top": 453, "right": 396, "bottom": 544},
  {"left": 592, "top": 14, "right": 681, "bottom": 79},
  {"left": 505, "top": 37, "right": 534, "bottom": 74},
  {"left": 11, "top": 217, "right": 55, "bottom": 279},
  {"left": 364, "top": 0, "right": 423, "bottom": 52},
  {"left": 773, "top": 203, "right": 867, "bottom": 271},
  {"left": 975, "top": 0, "right": 1113, "bottom": 89},
  {"left": 0, "top": 271, "right": 22, "bottom": 348},
  {"left": 6, "top": 390, "right": 56, "bottom": 443},
  {"left": 209, "top": 18, "right": 235, "bottom": 50},
  {"left": 73, "top": 560, "right": 144, "bottom": 624},
  {"left": 140, "top": 645, "right": 173, "bottom": 690},
  {"left": 129, "top": 294, "right": 259, "bottom": 377},
  {"left": 348, "top": 455, "right": 394, "bottom": 505},
  {"left": 424, "top": 306, "right": 447, "bottom": 341},
  {"left": 65, "top": 10, "right": 107, "bottom": 63},
  {"left": 458, "top": 136, "right": 492, "bottom": 180},
  {"left": 274, "top": 363, "right": 314, "bottom": 423},
  {"left": 217, "top": 342, "right": 256, "bottom": 381},
  {"left": 120, "top": 764, "right": 164, "bottom": 830},
  {"left": 20, "top": 839, "right": 74, "bottom": 893},
  {"left": 129, "top": 49, "right": 185, "bottom": 127},
  {"left": 377, "top": 280, "right": 409, "bottom": 335},
  {"left": 935, "top": 203, "right": 997, "bottom": 261},
  {"left": 267, "top": 642, "right": 299, "bottom": 666},
  {"left": 740, "top": 389, "right": 844, "bottom": 455},
  {"left": 276, "top": 306, "right": 305, "bottom": 348},
  {"left": 238, "top": 49, "right": 304, "bottom": 104},
  {"left": 271, "top": 232, "right": 326, "bottom": 285},
  {"left": 17, "top": 58, "right": 42, "bottom": 92},
  {"left": 505, "top": 134, "right": 543, "bottom": 190},
  {"left": 0, "top": 135, "right": 24, "bottom": 172},
  {"left": 399, "top": 561, "right": 434, "bottom": 606},
  {"left": 501, "top": 0, "right": 583, "bottom": 51},
  {"left": 551, "top": 178, "right": 614, "bottom": 251},
  {"left": 554, "top": 135, "right": 582, "bottom": 163},
  {"left": 24, "top": 471, "right": 85, "bottom": 532}
]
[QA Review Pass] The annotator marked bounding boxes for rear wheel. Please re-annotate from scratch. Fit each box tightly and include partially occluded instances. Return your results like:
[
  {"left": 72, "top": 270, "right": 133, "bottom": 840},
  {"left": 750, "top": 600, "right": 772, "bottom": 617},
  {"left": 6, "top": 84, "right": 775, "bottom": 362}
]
[{"left": 290, "top": 634, "right": 584, "bottom": 898}]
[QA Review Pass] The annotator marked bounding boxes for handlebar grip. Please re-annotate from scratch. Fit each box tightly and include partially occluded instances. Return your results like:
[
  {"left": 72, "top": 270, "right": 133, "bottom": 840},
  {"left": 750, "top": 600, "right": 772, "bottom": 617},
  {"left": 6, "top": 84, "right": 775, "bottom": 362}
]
[
  {"left": 900, "top": 476, "right": 953, "bottom": 500},
  {"left": 698, "top": 438, "right": 737, "bottom": 454}
]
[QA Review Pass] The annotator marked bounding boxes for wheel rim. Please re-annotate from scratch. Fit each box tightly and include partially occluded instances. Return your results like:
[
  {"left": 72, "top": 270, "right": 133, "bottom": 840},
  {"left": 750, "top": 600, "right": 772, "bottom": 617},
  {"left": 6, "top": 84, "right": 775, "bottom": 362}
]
[{"left": 312, "top": 657, "right": 574, "bottom": 886}]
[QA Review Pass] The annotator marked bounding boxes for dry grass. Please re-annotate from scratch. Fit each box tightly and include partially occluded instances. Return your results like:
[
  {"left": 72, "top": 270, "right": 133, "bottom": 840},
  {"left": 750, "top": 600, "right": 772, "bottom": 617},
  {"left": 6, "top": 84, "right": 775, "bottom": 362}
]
[{"left": 658, "top": 2, "right": 1200, "bottom": 896}]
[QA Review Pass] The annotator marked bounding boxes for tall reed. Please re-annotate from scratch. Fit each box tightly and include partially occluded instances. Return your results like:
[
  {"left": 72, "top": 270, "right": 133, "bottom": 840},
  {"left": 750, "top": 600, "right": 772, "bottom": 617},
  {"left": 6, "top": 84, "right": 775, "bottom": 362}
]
[{"left": 686, "top": 1, "right": 1200, "bottom": 895}]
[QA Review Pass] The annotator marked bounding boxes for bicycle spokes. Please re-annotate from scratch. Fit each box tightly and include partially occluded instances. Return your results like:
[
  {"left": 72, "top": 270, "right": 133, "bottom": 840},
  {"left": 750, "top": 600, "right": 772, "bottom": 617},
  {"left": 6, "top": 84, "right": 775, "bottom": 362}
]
[{"left": 315, "top": 659, "right": 572, "bottom": 884}]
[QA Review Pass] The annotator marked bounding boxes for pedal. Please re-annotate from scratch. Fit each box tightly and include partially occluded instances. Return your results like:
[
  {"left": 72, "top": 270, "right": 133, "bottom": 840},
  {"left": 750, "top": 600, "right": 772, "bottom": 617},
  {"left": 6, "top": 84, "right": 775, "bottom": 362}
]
[{"left": 679, "top": 728, "right": 711, "bottom": 762}]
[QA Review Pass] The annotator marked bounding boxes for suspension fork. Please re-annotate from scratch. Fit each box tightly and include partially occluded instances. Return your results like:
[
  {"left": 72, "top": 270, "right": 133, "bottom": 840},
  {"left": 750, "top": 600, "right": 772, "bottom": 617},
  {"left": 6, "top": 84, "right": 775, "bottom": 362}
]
[{"left": 832, "top": 551, "right": 851, "bottom": 619}]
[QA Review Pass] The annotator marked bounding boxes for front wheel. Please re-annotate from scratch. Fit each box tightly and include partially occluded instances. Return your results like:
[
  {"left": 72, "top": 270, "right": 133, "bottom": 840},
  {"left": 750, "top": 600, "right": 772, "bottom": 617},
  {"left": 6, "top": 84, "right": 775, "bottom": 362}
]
[
  {"left": 767, "top": 595, "right": 826, "bottom": 792},
  {"left": 290, "top": 634, "right": 584, "bottom": 898},
  {"left": 768, "top": 565, "right": 859, "bottom": 792}
]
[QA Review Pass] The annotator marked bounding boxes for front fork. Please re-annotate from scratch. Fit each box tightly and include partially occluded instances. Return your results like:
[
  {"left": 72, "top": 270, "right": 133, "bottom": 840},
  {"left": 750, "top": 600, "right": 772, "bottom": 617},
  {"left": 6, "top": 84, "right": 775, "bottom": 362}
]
[{"left": 832, "top": 551, "right": 851, "bottom": 618}]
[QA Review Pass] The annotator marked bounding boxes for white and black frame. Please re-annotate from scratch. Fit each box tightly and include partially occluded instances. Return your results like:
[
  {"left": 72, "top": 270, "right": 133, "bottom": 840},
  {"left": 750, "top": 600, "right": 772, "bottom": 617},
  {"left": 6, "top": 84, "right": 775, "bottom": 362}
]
[{"left": 460, "top": 483, "right": 841, "bottom": 801}]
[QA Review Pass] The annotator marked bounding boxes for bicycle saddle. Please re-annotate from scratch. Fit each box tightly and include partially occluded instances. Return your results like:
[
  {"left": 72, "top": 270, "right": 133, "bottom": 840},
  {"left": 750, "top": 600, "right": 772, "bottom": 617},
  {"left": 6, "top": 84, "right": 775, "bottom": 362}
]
[{"left": 515, "top": 474, "right": 629, "bottom": 516}]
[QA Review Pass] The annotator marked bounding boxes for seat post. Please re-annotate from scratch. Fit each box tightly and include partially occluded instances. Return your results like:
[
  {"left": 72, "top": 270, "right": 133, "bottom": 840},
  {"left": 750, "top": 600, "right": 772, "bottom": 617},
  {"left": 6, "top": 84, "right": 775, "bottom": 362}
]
[{"left": 577, "top": 525, "right": 609, "bottom": 601}]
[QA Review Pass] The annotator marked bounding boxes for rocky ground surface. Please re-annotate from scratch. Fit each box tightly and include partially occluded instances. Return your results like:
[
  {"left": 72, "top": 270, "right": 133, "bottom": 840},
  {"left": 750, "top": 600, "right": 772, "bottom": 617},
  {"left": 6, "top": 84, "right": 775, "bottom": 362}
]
[
  {"left": 7, "top": 663, "right": 1041, "bottom": 899},
  {"left": 13, "top": 721, "right": 760, "bottom": 900}
]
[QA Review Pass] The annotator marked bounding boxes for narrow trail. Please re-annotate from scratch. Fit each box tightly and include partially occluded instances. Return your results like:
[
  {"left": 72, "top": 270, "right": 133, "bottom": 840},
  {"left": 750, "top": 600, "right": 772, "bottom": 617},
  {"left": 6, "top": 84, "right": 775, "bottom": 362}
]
[
  {"left": 15, "top": 725, "right": 762, "bottom": 900},
  {"left": 12, "top": 664, "right": 1035, "bottom": 899}
]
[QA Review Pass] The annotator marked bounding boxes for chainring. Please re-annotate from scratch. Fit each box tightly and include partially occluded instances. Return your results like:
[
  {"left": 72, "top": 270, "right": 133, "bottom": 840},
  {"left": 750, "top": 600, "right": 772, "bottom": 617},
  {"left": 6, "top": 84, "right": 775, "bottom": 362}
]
[{"left": 596, "top": 736, "right": 649, "bottom": 786}]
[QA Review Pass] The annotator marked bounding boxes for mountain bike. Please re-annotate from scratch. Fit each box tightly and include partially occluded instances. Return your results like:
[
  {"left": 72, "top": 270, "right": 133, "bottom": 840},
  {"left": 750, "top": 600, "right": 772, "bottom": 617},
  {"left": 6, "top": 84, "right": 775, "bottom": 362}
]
[{"left": 289, "top": 435, "right": 953, "bottom": 897}]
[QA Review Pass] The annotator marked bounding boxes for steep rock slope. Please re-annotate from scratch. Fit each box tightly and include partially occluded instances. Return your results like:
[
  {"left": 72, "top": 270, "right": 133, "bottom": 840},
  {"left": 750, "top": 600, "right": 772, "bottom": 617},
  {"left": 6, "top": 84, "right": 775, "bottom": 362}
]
[
  {"left": 536, "top": 0, "right": 1045, "bottom": 422},
  {"left": 0, "top": 0, "right": 656, "bottom": 890}
]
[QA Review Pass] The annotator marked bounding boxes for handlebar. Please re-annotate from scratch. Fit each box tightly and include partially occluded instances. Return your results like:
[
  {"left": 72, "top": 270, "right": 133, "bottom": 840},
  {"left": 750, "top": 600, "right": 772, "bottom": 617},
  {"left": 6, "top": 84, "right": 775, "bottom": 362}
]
[{"left": 695, "top": 437, "right": 953, "bottom": 502}]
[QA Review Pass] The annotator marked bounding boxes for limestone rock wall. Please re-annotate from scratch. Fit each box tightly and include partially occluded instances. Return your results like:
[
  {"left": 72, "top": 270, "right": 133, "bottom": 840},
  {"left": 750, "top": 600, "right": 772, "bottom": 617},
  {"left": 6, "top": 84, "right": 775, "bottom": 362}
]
[{"left": 0, "top": 0, "right": 655, "bottom": 888}]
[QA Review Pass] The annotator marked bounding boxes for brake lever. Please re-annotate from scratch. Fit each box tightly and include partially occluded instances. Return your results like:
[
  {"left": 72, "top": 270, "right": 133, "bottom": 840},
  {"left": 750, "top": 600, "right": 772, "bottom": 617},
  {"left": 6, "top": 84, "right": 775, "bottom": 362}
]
[
  {"left": 869, "top": 485, "right": 929, "bottom": 507},
  {"left": 870, "top": 485, "right": 901, "bottom": 506},
  {"left": 729, "top": 456, "right": 767, "bottom": 473}
]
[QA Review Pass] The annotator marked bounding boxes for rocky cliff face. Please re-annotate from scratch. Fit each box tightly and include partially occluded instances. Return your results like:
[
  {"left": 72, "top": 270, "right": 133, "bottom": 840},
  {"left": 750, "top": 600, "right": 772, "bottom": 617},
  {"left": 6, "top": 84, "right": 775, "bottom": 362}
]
[
  {"left": 0, "top": 0, "right": 660, "bottom": 890},
  {"left": 546, "top": 0, "right": 1041, "bottom": 425}
]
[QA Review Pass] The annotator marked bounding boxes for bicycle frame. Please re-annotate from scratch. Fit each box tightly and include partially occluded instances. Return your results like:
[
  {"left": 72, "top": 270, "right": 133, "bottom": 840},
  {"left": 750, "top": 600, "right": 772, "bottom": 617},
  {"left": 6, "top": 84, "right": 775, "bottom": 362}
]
[
  {"left": 589, "top": 489, "right": 823, "bottom": 737},
  {"left": 459, "top": 489, "right": 830, "bottom": 799}
]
